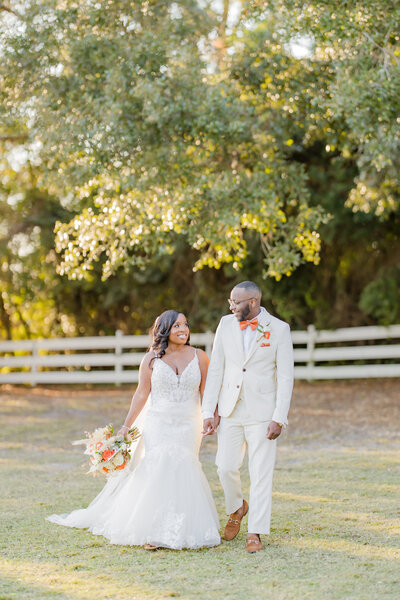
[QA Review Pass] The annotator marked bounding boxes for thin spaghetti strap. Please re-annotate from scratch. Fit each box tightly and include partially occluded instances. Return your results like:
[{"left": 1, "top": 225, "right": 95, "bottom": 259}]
[
  {"left": 149, "top": 349, "right": 158, "bottom": 369},
  {"left": 193, "top": 347, "right": 197, "bottom": 357}
]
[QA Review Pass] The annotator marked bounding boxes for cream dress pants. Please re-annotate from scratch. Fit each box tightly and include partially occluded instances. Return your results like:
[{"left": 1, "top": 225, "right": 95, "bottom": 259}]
[{"left": 216, "top": 395, "right": 277, "bottom": 534}]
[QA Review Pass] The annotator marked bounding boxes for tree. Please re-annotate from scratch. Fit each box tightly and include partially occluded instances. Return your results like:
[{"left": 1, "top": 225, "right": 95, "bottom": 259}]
[
  {"left": 1, "top": 0, "right": 399, "bottom": 337},
  {"left": 0, "top": 154, "right": 72, "bottom": 339},
  {"left": 0, "top": 0, "right": 327, "bottom": 284},
  {"left": 248, "top": 0, "right": 400, "bottom": 217}
]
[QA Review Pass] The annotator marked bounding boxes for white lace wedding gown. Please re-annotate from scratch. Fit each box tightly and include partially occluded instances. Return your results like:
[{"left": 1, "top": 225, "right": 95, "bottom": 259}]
[{"left": 47, "top": 350, "right": 221, "bottom": 549}]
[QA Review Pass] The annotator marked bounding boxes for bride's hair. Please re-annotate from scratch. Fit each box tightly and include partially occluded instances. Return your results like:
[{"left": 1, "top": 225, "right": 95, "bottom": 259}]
[{"left": 149, "top": 309, "right": 190, "bottom": 363}]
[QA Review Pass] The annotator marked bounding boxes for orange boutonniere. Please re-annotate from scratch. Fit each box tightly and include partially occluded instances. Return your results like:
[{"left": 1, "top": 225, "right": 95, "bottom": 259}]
[{"left": 257, "top": 322, "right": 271, "bottom": 346}]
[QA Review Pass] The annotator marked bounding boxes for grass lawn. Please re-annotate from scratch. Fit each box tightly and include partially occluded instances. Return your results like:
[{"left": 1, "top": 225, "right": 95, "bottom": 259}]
[{"left": 1, "top": 380, "right": 399, "bottom": 600}]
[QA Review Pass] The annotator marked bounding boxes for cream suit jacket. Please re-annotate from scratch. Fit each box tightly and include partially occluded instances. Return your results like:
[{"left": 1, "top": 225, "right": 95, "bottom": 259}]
[{"left": 202, "top": 308, "right": 294, "bottom": 424}]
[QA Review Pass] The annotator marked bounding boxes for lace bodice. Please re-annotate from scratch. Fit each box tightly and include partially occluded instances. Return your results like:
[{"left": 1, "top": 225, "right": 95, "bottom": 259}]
[{"left": 149, "top": 350, "right": 201, "bottom": 409}]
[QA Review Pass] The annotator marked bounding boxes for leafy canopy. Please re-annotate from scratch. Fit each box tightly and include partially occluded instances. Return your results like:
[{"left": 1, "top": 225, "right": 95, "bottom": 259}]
[{"left": 1, "top": 0, "right": 399, "bottom": 283}]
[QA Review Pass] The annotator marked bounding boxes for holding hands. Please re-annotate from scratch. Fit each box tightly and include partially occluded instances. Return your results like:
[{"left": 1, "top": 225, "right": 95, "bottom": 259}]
[{"left": 202, "top": 409, "right": 220, "bottom": 436}]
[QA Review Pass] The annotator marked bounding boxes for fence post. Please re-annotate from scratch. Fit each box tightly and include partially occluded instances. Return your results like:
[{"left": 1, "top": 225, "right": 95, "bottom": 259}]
[
  {"left": 115, "top": 329, "right": 123, "bottom": 386},
  {"left": 30, "top": 340, "right": 38, "bottom": 387},
  {"left": 205, "top": 331, "right": 213, "bottom": 356},
  {"left": 307, "top": 324, "right": 316, "bottom": 382}
]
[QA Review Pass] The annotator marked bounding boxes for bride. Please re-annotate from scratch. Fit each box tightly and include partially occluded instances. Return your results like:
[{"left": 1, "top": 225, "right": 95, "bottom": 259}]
[{"left": 47, "top": 310, "right": 221, "bottom": 550}]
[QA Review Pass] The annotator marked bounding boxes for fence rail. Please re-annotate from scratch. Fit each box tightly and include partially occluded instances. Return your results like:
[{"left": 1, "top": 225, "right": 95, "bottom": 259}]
[{"left": 1, "top": 325, "right": 400, "bottom": 385}]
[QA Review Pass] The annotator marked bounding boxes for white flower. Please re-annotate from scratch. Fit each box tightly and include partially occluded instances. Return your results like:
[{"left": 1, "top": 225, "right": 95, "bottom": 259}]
[{"left": 112, "top": 452, "right": 125, "bottom": 467}]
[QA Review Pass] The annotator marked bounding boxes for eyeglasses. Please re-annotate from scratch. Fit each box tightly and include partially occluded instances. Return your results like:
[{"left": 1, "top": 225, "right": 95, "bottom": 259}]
[{"left": 228, "top": 297, "right": 256, "bottom": 308}]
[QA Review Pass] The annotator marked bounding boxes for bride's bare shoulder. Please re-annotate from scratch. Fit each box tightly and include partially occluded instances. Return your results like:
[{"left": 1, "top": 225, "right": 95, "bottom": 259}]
[
  {"left": 140, "top": 350, "right": 157, "bottom": 370},
  {"left": 194, "top": 348, "right": 209, "bottom": 366}
]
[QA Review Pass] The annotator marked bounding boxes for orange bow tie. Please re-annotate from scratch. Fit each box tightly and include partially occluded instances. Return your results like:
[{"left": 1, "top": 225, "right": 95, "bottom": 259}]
[{"left": 240, "top": 318, "right": 258, "bottom": 331}]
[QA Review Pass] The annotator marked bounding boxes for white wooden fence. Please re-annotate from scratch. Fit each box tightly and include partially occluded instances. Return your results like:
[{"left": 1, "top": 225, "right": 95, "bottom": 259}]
[{"left": 0, "top": 324, "right": 400, "bottom": 385}]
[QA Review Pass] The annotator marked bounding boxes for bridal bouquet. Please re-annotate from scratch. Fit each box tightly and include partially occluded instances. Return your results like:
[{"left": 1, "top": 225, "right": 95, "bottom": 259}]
[{"left": 72, "top": 424, "right": 140, "bottom": 476}]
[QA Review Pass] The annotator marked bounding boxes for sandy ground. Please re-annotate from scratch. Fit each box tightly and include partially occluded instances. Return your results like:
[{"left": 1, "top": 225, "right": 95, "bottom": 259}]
[
  {"left": 288, "top": 379, "right": 400, "bottom": 442},
  {"left": 1, "top": 378, "right": 399, "bottom": 451}
]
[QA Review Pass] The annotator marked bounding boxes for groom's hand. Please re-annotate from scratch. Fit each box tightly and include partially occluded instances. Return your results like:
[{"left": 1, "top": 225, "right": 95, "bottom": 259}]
[
  {"left": 213, "top": 407, "right": 220, "bottom": 432},
  {"left": 266, "top": 421, "right": 282, "bottom": 440},
  {"left": 202, "top": 418, "right": 215, "bottom": 436},
  {"left": 213, "top": 414, "right": 221, "bottom": 431}
]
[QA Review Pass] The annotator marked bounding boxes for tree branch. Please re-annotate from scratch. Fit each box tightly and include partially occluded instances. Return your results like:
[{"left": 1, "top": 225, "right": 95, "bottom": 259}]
[
  {"left": 0, "top": 134, "right": 29, "bottom": 142},
  {"left": 0, "top": 4, "right": 23, "bottom": 19},
  {"left": 215, "top": 0, "right": 230, "bottom": 67}
]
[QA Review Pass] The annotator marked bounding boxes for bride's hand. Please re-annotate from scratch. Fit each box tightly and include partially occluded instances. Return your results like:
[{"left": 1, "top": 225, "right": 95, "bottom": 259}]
[
  {"left": 117, "top": 425, "right": 129, "bottom": 438},
  {"left": 202, "top": 418, "right": 215, "bottom": 436}
]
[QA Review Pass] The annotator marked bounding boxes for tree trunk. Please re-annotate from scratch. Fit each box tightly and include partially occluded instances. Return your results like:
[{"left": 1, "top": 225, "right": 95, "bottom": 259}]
[
  {"left": 217, "top": 0, "right": 230, "bottom": 66},
  {"left": 0, "top": 293, "right": 12, "bottom": 340}
]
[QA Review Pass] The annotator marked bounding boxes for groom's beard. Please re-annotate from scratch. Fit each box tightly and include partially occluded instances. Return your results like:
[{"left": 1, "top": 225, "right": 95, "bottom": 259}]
[{"left": 235, "top": 304, "right": 251, "bottom": 321}]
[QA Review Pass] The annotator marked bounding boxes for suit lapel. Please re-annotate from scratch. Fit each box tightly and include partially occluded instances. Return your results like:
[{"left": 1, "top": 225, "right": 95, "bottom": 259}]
[
  {"left": 243, "top": 309, "right": 271, "bottom": 365},
  {"left": 230, "top": 316, "right": 245, "bottom": 363}
]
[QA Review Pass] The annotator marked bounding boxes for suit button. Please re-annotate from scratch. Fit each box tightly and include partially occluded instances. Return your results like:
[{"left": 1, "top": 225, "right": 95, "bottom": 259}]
[
  {"left": 242, "top": 368, "right": 246, "bottom": 372},
  {"left": 236, "top": 385, "right": 240, "bottom": 388}
]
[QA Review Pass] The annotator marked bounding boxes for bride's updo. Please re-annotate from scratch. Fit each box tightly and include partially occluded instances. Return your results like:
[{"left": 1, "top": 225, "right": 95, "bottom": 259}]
[{"left": 149, "top": 309, "right": 190, "bottom": 360}]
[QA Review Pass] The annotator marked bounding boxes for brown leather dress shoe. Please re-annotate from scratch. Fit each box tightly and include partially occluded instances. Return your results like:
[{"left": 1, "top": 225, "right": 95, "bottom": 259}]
[
  {"left": 224, "top": 499, "right": 249, "bottom": 540},
  {"left": 246, "top": 534, "right": 263, "bottom": 553}
]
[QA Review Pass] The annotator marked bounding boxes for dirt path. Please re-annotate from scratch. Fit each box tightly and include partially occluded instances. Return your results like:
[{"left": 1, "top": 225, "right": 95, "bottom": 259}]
[{"left": 1, "top": 378, "right": 399, "bottom": 449}]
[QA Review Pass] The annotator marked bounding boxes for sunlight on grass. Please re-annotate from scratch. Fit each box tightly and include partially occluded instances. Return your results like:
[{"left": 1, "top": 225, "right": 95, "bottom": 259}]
[
  {"left": 274, "top": 492, "right": 335, "bottom": 504},
  {"left": 0, "top": 557, "right": 158, "bottom": 600},
  {"left": 0, "top": 441, "right": 24, "bottom": 450},
  {"left": 283, "top": 537, "right": 400, "bottom": 561},
  {"left": 1, "top": 384, "right": 400, "bottom": 600},
  {"left": 329, "top": 511, "right": 400, "bottom": 535}
]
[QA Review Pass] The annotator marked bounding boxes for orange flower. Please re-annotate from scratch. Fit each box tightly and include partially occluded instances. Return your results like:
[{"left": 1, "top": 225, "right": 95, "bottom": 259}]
[
  {"left": 96, "top": 442, "right": 103, "bottom": 450},
  {"left": 261, "top": 342, "right": 270, "bottom": 347},
  {"left": 115, "top": 462, "right": 126, "bottom": 470},
  {"left": 264, "top": 331, "right": 270, "bottom": 339},
  {"left": 102, "top": 449, "right": 115, "bottom": 461},
  {"left": 103, "top": 466, "right": 109, "bottom": 473}
]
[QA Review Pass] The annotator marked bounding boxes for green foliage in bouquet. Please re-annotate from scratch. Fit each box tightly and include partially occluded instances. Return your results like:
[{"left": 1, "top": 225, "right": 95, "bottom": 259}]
[{"left": 73, "top": 423, "right": 141, "bottom": 476}]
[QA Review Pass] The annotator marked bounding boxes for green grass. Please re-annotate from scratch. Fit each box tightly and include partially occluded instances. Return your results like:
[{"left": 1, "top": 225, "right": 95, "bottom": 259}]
[{"left": 1, "top": 382, "right": 399, "bottom": 600}]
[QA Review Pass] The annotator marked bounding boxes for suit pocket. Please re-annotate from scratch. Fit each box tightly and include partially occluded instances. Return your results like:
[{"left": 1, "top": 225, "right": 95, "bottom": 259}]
[{"left": 257, "top": 380, "right": 276, "bottom": 394}]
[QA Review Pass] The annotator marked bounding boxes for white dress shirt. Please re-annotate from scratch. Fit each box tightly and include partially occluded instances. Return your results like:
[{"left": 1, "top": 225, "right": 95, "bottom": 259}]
[{"left": 241, "top": 309, "right": 263, "bottom": 357}]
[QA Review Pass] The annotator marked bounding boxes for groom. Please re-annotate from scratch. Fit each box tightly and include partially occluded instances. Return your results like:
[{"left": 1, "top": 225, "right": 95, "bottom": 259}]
[{"left": 202, "top": 281, "right": 294, "bottom": 553}]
